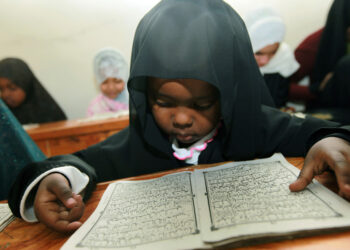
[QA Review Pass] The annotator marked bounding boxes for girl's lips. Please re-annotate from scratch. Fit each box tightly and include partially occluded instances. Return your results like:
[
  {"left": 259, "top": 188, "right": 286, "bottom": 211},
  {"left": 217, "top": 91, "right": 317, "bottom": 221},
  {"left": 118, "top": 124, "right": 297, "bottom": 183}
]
[{"left": 176, "top": 134, "right": 195, "bottom": 143}]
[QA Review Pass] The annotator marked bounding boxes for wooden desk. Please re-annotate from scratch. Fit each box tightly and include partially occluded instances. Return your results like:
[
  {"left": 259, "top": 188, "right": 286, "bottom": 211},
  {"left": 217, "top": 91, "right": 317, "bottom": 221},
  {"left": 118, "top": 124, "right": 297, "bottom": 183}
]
[
  {"left": 1, "top": 158, "right": 350, "bottom": 249},
  {"left": 25, "top": 116, "right": 129, "bottom": 157}
]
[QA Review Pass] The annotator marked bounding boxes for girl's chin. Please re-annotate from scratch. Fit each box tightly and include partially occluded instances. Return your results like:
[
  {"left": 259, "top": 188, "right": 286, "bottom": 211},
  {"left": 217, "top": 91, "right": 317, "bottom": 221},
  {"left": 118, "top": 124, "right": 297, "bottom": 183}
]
[{"left": 105, "top": 94, "right": 118, "bottom": 99}]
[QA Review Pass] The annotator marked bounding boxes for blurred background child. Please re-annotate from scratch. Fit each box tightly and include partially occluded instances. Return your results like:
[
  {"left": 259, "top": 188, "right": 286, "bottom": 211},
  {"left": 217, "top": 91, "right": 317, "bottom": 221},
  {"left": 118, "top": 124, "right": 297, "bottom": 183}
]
[
  {"left": 245, "top": 5, "right": 299, "bottom": 108},
  {"left": 87, "top": 48, "right": 129, "bottom": 117},
  {"left": 0, "top": 58, "right": 67, "bottom": 125}
]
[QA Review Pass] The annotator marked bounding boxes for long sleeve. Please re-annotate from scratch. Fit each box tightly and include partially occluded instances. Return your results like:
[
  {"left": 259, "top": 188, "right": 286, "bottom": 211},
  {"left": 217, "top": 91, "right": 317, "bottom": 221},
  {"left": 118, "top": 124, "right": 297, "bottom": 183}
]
[
  {"left": 258, "top": 105, "right": 350, "bottom": 157},
  {"left": 8, "top": 154, "right": 97, "bottom": 218}
]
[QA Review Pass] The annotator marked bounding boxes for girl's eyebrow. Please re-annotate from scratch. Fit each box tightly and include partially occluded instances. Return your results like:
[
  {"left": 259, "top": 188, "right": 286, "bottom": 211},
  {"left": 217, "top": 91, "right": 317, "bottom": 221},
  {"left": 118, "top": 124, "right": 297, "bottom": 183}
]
[
  {"left": 156, "top": 92, "right": 216, "bottom": 100},
  {"left": 154, "top": 92, "right": 176, "bottom": 100}
]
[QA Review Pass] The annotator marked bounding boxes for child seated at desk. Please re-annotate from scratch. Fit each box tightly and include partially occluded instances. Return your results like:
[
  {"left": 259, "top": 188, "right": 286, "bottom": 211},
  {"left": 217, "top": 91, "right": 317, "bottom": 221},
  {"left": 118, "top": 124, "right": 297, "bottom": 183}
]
[
  {"left": 244, "top": 5, "right": 299, "bottom": 108},
  {"left": 0, "top": 58, "right": 67, "bottom": 125},
  {"left": 8, "top": 0, "right": 350, "bottom": 233},
  {"left": 87, "top": 48, "right": 129, "bottom": 117}
]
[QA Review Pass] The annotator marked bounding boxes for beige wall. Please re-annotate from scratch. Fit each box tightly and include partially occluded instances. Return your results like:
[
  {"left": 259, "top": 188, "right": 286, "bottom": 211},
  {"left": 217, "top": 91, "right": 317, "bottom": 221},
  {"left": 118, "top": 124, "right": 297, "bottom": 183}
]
[{"left": 0, "top": 0, "right": 333, "bottom": 119}]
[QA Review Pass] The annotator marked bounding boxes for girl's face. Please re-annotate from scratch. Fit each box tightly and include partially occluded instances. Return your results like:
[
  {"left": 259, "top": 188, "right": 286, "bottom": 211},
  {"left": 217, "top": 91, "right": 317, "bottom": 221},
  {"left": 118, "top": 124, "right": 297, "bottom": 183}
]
[
  {"left": 0, "top": 77, "right": 26, "bottom": 108},
  {"left": 100, "top": 77, "right": 125, "bottom": 99},
  {"left": 254, "top": 42, "right": 280, "bottom": 67},
  {"left": 147, "top": 77, "right": 221, "bottom": 146}
]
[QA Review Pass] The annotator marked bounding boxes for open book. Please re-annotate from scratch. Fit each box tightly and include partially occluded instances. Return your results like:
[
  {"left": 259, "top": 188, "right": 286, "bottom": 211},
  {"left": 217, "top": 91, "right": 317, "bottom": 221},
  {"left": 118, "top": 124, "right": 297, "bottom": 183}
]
[{"left": 62, "top": 154, "right": 350, "bottom": 250}]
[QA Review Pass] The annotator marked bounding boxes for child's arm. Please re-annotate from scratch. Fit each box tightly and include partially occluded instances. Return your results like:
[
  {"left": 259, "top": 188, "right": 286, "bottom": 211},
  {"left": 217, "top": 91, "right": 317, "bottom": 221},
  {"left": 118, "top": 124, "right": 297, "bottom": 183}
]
[
  {"left": 34, "top": 173, "right": 84, "bottom": 233},
  {"left": 290, "top": 137, "right": 350, "bottom": 200},
  {"left": 8, "top": 154, "right": 97, "bottom": 223},
  {"left": 9, "top": 129, "right": 130, "bottom": 223}
]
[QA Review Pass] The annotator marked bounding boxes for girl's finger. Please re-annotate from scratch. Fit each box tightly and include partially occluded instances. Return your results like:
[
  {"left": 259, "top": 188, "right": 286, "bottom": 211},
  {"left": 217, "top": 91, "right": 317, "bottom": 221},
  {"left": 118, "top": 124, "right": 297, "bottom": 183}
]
[{"left": 289, "top": 157, "right": 316, "bottom": 192}]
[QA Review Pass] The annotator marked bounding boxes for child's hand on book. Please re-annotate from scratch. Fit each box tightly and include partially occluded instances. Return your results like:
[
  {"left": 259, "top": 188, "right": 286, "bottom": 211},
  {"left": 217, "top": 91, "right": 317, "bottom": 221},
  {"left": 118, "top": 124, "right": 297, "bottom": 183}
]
[
  {"left": 289, "top": 137, "right": 350, "bottom": 200},
  {"left": 34, "top": 173, "right": 85, "bottom": 233}
]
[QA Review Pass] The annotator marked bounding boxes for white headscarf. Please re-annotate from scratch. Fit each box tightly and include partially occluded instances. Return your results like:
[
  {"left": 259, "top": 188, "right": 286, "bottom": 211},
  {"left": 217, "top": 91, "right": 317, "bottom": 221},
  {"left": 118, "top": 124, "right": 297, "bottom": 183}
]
[
  {"left": 93, "top": 48, "right": 129, "bottom": 104},
  {"left": 259, "top": 43, "right": 299, "bottom": 77},
  {"left": 244, "top": 5, "right": 299, "bottom": 77},
  {"left": 245, "top": 5, "right": 285, "bottom": 53}
]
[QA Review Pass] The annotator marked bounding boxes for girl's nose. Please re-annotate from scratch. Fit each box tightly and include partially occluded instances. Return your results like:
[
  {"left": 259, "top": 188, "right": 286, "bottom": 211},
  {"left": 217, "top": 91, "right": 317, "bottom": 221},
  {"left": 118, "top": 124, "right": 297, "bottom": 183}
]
[{"left": 173, "top": 108, "right": 193, "bottom": 128}]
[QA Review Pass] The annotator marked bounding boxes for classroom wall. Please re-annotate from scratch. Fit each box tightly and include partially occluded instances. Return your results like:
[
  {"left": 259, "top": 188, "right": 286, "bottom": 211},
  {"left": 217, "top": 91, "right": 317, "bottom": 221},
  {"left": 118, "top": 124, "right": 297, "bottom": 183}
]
[{"left": 0, "top": 0, "right": 333, "bottom": 120}]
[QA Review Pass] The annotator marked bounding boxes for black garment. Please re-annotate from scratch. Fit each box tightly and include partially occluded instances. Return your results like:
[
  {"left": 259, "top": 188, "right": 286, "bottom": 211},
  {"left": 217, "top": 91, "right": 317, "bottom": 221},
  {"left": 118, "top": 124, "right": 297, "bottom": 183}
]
[
  {"left": 306, "top": 55, "right": 350, "bottom": 125},
  {"left": 311, "top": 55, "right": 350, "bottom": 108},
  {"left": 310, "top": 0, "right": 350, "bottom": 106},
  {"left": 263, "top": 73, "right": 289, "bottom": 108},
  {"left": 8, "top": 0, "right": 350, "bottom": 217},
  {"left": 0, "top": 58, "right": 67, "bottom": 124}
]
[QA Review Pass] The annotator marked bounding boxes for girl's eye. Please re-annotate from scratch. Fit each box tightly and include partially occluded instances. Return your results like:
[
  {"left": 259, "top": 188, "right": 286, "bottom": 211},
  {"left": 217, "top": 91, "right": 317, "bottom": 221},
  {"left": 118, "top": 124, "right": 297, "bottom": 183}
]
[
  {"left": 193, "top": 102, "right": 215, "bottom": 110},
  {"left": 9, "top": 86, "right": 18, "bottom": 91},
  {"left": 156, "top": 99, "right": 173, "bottom": 107},
  {"left": 114, "top": 79, "right": 123, "bottom": 83}
]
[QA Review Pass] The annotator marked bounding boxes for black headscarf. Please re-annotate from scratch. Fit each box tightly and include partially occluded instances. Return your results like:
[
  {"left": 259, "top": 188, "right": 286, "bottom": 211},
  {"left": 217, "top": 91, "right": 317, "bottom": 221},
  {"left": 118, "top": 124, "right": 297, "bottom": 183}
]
[
  {"left": 9, "top": 0, "right": 347, "bottom": 217},
  {"left": 311, "top": 0, "right": 350, "bottom": 91},
  {"left": 128, "top": 0, "right": 277, "bottom": 160},
  {"left": 0, "top": 58, "right": 67, "bottom": 124}
]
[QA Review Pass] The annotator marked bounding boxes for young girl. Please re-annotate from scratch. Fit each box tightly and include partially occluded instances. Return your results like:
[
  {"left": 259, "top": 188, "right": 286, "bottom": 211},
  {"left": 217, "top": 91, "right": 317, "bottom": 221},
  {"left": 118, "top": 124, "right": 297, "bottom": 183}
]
[
  {"left": 8, "top": 0, "right": 350, "bottom": 233},
  {"left": 86, "top": 48, "right": 129, "bottom": 117},
  {"left": 244, "top": 5, "right": 300, "bottom": 108},
  {"left": 0, "top": 58, "right": 67, "bottom": 124}
]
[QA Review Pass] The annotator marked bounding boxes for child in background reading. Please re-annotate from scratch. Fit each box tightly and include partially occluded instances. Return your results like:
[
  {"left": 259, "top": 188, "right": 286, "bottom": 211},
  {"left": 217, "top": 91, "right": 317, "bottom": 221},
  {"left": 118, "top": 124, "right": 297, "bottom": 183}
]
[
  {"left": 0, "top": 58, "right": 67, "bottom": 124},
  {"left": 86, "top": 48, "right": 129, "bottom": 117},
  {"left": 8, "top": 0, "right": 350, "bottom": 233},
  {"left": 244, "top": 5, "right": 300, "bottom": 108}
]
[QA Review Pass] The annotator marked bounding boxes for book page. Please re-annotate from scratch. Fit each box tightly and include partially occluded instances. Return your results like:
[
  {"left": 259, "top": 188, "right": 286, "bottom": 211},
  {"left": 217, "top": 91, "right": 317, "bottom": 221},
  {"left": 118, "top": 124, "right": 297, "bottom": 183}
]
[
  {"left": 194, "top": 153, "right": 350, "bottom": 244},
  {"left": 0, "top": 203, "right": 15, "bottom": 232},
  {"left": 62, "top": 171, "right": 207, "bottom": 250}
]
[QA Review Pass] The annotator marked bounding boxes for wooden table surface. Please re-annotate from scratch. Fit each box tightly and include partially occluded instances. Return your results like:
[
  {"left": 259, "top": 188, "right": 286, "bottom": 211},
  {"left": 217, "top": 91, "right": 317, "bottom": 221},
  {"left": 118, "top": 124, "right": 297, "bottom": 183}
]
[
  {"left": 25, "top": 115, "right": 129, "bottom": 157},
  {"left": 1, "top": 157, "right": 350, "bottom": 250},
  {"left": 26, "top": 116, "right": 128, "bottom": 140}
]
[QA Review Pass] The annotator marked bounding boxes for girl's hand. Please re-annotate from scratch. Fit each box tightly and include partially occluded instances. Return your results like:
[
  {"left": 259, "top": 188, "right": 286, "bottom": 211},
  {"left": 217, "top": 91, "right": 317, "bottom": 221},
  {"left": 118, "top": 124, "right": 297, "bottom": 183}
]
[
  {"left": 34, "top": 173, "right": 85, "bottom": 233},
  {"left": 289, "top": 137, "right": 350, "bottom": 200}
]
